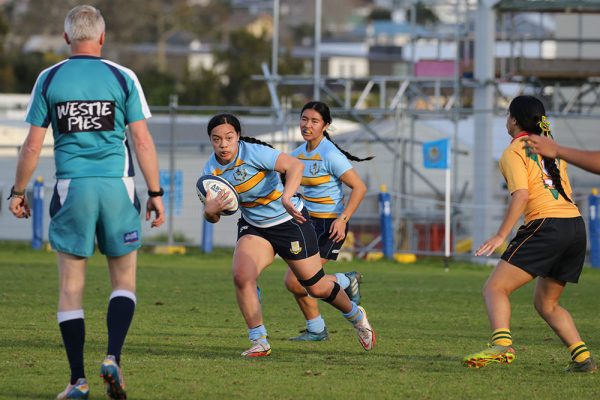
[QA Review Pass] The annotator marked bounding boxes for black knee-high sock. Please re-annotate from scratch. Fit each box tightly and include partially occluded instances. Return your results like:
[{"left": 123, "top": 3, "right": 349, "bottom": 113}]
[
  {"left": 59, "top": 318, "right": 85, "bottom": 385},
  {"left": 106, "top": 296, "right": 136, "bottom": 365}
]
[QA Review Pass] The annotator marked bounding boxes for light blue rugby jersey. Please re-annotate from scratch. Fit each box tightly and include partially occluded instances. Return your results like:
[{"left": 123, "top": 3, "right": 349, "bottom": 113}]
[
  {"left": 25, "top": 56, "right": 151, "bottom": 178},
  {"left": 203, "top": 141, "right": 303, "bottom": 228},
  {"left": 290, "top": 138, "right": 352, "bottom": 218}
]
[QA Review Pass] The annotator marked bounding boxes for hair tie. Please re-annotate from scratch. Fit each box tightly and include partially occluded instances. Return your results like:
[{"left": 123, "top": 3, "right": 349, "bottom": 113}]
[{"left": 538, "top": 116, "right": 552, "bottom": 138}]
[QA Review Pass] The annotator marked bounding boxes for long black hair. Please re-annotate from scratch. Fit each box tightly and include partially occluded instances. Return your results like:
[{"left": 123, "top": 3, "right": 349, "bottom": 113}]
[
  {"left": 207, "top": 113, "right": 275, "bottom": 149},
  {"left": 508, "top": 95, "right": 572, "bottom": 203},
  {"left": 301, "top": 101, "right": 374, "bottom": 162}
]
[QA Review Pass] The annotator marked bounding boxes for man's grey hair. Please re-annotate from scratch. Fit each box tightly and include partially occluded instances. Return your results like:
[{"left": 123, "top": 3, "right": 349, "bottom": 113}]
[{"left": 64, "top": 5, "right": 105, "bottom": 42}]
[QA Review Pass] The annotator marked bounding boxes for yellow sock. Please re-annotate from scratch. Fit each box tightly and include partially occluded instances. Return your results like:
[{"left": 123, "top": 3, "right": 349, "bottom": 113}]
[
  {"left": 491, "top": 328, "right": 512, "bottom": 347},
  {"left": 568, "top": 341, "right": 591, "bottom": 363}
]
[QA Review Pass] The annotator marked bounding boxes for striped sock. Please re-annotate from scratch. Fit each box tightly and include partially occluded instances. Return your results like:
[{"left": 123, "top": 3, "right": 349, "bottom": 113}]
[
  {"left": 342, "top": 302, "right": 362, "bottom": 325},
  {"left": 568, "top": 341, "right": 591, "bottom": 363},
  {"left": 248, "top": 324, "right": 268, "bottom": 344},
  {"left": 491, "top": 328, "right": 512, "bottom": 347}
]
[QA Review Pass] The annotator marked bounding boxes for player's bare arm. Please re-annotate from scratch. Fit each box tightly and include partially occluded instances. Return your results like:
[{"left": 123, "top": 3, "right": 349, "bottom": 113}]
[
  {"left": 476, "top": 189, "right": 528, "bottom": 257},
  {"left": 9, "top": 125, "right": 47, "bottom": 219},
  {"left": 330, "top": 169, "right": 367, "bottom": 242},
  {"left": 274, "top": 153, "right": 305, "bottom": 223},
  {"left": 128, "top": 120, "right": 164, "bottom": 227},
  {"left": 523, "top": 135, "right": 600, "bottom": 175}
]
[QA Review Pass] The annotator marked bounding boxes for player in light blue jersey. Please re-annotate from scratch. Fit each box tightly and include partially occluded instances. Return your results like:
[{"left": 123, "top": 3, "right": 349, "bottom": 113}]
[
  {"left": 8, "top": 6, "right": 164, "bottom": 399},
  {"left": 286, "top": 101, "right": 373, "bottom": 341},
  {"left": 202, "top": 114, "right": 376, "bottom": 357}
]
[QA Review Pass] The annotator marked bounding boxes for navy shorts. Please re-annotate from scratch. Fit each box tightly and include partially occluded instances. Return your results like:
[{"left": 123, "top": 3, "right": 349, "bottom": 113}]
[
  {"left": 237, "top": 207, "right": 319, "bottom": 260},
  {"left": 501, "top": 217, "right": 586, "bottom": 283},
  {"left": 311, "top": 217, "right": 348, "bottom": 260}
]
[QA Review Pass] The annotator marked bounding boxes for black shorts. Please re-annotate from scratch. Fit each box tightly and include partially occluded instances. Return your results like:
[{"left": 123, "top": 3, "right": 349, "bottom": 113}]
[
  {"left": 311, "top": 217, "right": 348, "bottom": 260},
  {"left": 237, "top": 207, "right": 319, "bottom": 260},
  {"left": 501, "top": 217, "right": 586, "bottom": 283}
]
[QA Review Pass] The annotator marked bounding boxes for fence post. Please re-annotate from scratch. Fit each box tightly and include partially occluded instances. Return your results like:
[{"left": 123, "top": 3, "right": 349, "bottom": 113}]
[
  {"left": 202, "top": 217, "right": 213, "bottom": 253},
  {"left": 589, "top": 188, "right": 600, "bottom": 268},
  {"left": 32, "top": 176, "right": 44, "bottom": 250},
  {"left": 378, "top": 184, "right": 394, "bottom": 260}
]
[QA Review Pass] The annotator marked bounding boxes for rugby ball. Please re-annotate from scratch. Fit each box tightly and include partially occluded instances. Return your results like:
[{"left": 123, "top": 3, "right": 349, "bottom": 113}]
[{"left": 196, "top": 174, "right": 239, "bottom": 215}]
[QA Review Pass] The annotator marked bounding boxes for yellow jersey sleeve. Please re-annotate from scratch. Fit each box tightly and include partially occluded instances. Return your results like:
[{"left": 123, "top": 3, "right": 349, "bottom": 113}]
[{"left": 499, "top": 147, "right": 529, "bottom": 194}]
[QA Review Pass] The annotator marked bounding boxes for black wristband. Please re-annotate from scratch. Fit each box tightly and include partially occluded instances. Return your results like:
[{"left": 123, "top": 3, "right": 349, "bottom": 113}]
[
  {"left": 147, "top": 187, "right": 164, "bottom": 197},
  {"left": 7, "top": 185, "right": 26, "bottom": 200}
]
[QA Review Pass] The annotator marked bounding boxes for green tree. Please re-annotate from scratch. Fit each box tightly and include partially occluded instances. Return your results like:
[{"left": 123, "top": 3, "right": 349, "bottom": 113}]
[
  {"left": 369, "top": 8, "right": 392, "bottom": 21},
  {"left": 178, "top": 0, "right": 231, "bottom": 41},
  {"left": 214, "top": 29, "right": 272, "bottom": 106},
  {"left": 137, "top": 68, "right": 177, "bottom": 106},
  {"left": 0, "top": 6, "right": 16, "bottom": 91},
  {"left": 178, "top": 68, "right": 224, "bottom": 106},
  {"left": 405, "top": 1, "right": 440, "bottom": 26}
]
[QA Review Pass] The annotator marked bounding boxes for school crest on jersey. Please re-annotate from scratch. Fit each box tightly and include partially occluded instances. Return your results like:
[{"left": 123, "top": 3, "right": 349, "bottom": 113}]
[
  {"left": 233, "top": 168, "right": 248, "bottom": 182},
  {"left": 290, "top": 241, "right": 302, "bottom": 254},
  {"left": 56, "top": 100, "right": 115, "bottom": 134},
  {"left": 309, "top": 162, "right": 320, "bottom": 176}
]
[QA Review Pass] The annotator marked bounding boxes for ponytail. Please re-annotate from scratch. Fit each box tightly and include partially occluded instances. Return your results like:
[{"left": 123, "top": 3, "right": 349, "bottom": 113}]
[
  {"left": 239, "top": 136, "right": 275, "bottom": 149},
  {"left": 536, "top": 118, "right": 572, "bottom": 203},
  {"left": 543, "top": 156, "right": 572, "bottom": 203},
  {"left": 323, "top": 131, "right": 374, "bottom": 162}
]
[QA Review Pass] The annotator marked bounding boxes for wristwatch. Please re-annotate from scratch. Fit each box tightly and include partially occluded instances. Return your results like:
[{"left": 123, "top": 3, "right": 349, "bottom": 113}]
[
  {"left": 147, "top": 187, "right": 164, "bottom": 197},
  {"left": 7, "top": 185, "right": 25, "bottom": 200}
]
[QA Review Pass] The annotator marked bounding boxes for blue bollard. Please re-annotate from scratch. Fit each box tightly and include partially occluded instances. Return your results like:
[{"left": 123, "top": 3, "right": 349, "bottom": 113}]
[
  {"left": 32, "top": 177, "right": 44, "bottom": 250},
  {"left": 589, "top": 189, "right": 600, "bottom": 268},
  {"left": 202, "top": 217, "right": 213, "bottom": 253},
  {"left": 378, "top": 184, "right": 394, "bottom": 260}
]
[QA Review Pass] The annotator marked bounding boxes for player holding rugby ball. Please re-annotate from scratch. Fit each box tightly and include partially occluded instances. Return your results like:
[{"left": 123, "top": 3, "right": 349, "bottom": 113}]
[{"left": 201, "top": 113, "right": 376, "bottom": 357}]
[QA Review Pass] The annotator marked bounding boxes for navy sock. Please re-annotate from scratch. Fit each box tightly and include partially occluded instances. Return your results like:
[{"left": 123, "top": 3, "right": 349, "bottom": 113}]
[
  {"left": 58, "top": 317, "right": 85, "bottom": 385},
  {"left": 106, "top": 293, "right": 136, "bottom": 365}
]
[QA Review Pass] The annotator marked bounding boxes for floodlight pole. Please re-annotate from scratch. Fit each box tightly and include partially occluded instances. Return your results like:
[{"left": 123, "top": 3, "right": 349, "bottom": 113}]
[
  {"left": 472, "top": 0, "right": 496, "bottom": 254},
  {"left": 167, "top": 94, "right": 177, "bottom": 247},
  {"left": 444, "top": 153, "right": 451, "bottom": 270},
  {"left": 272, "top": 0, "right": 279, "bottom": 77},
  {"left": 314, "top": 0, "right": 322, "bottom": 101}
]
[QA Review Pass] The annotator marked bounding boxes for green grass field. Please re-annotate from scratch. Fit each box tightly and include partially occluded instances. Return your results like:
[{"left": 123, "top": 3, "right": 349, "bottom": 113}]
[{"left": 1, "top": 242, "right": 599, "bottom": 399}]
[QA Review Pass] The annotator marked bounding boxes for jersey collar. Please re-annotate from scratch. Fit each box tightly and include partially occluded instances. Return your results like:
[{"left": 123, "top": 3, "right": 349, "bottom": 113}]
[
  {"left": 69, "top": 55, "right": 102, "bottom": 59},
  {"left": 511, "top": 132, "right": 529, "bottom": 143}
]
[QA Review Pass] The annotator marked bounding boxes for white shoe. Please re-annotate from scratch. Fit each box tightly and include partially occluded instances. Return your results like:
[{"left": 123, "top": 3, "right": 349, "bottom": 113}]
[
  {"left": 56, "top": 378, "right": 89, "bottom": 399},
  {"left": 354, "top": 306, "right": 376, "bottom": 351},
  {"left": 241, "top": 340, "right": 272, "bottom": 357}
]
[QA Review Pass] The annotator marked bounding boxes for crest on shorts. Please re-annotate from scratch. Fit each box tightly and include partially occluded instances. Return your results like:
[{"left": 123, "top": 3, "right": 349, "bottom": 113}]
[
  {"left": 233, "top": 168, "right": 247, "bottom": 182},
  {"left": 123, "top": 230, "right": 139, "bottom": 244},
  {"left": 290, "top": 241, "right": 302, "bottom": 254},
  {"left": 309, "top": 162, "right": 319, "bottom": 176}
]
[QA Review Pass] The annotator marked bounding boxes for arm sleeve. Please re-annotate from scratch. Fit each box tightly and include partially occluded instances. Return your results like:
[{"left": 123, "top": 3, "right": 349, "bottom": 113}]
[
  {"left": 499, "top": 149, "right": 529, "bottom": 194},
  {"left": 202, "top": 162, "right": 212, "bottom": 176},
  {"left": 24, "top": 72, "right": 50, "bottom": 128},
  {"left": 124, "top": 70, "right": 151, "bottom": 124},
  {"left": 326, "top": 150, "right": 353, "bottom": 178},
  {"left": 248, "top": 144, "right": 281, "bottom": 171}
]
